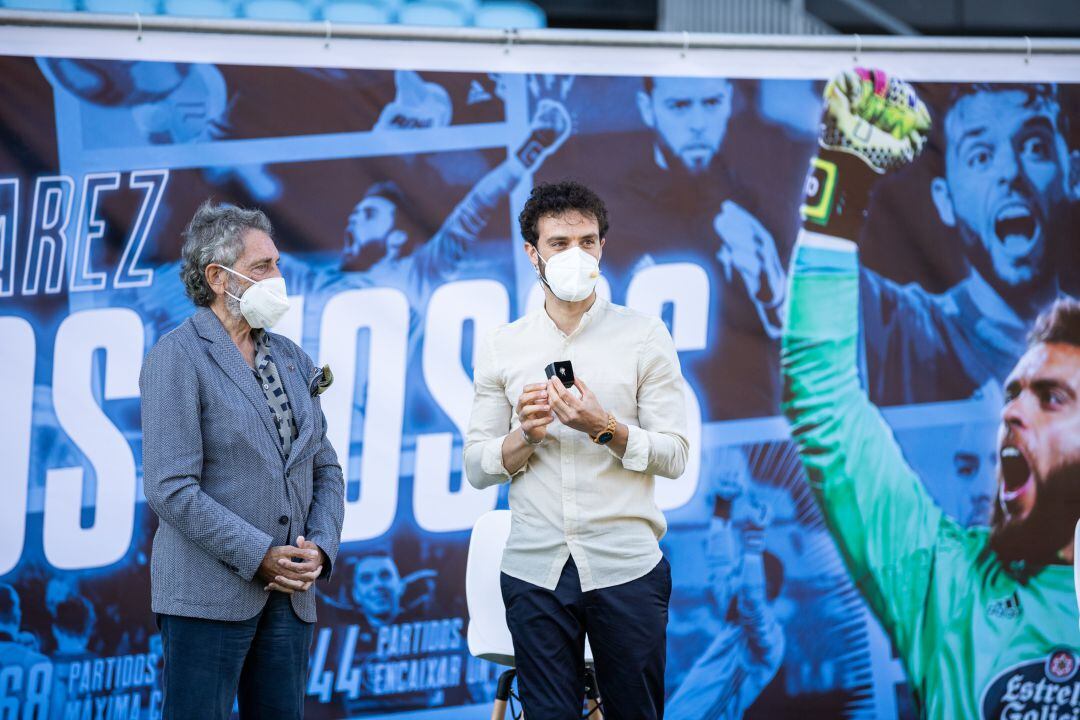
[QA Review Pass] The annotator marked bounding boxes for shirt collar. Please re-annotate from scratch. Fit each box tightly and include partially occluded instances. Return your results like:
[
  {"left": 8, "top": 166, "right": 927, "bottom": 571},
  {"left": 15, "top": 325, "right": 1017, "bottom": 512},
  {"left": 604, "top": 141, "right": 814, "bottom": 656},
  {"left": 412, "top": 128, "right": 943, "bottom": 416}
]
[{"left": 533, "top": 294, "right": 608, "bottom": 339}]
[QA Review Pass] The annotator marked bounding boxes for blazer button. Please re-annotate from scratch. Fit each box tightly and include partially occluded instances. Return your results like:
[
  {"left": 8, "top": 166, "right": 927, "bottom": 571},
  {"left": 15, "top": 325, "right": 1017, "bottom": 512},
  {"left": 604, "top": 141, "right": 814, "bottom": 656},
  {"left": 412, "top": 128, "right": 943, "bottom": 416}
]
[{"left": 278, "top": 515, "right": 288, "bottom": 525}]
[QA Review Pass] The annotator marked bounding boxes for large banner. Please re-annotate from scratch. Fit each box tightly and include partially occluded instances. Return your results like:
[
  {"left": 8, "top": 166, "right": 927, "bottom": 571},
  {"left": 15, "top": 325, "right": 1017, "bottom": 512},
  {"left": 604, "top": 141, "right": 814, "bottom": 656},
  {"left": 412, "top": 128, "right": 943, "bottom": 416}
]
[{"left": 1, "top": 23, "right": 1078, "bottom": 719}]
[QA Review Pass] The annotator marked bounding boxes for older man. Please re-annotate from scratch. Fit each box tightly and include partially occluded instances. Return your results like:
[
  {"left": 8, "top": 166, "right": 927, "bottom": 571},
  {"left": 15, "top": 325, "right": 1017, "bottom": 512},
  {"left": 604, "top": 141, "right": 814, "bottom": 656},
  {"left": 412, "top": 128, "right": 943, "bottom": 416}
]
[{"left": 139, "top": 201, "right": 344, "bottom": 719}]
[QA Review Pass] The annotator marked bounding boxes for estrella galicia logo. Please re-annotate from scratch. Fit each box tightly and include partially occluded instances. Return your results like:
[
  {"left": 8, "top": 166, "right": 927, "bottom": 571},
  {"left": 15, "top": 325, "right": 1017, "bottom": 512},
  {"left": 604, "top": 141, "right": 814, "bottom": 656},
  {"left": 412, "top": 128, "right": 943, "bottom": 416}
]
[
  {"left": 1049, "top": 651, "right": 1079, "bottom": 682},
  {"left": 981, "top": 649, "right": 1080, "bottom": 719}
]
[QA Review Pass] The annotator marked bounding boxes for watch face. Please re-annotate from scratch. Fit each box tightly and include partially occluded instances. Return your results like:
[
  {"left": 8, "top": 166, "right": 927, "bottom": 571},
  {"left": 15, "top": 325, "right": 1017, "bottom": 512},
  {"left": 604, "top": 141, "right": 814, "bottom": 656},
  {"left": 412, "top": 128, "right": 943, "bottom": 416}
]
[{"left": 597, "top": 431, "right": 614, "bottom": 445}]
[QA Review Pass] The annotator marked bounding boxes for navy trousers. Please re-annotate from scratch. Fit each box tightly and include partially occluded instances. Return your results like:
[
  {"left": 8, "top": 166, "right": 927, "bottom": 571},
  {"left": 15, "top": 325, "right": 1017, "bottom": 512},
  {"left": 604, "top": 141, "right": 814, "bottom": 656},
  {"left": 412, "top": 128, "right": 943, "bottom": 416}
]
[
  {"left": 158, "top": 591, "right": 314, "bottom": 720},
  {"left": 500, "top": 556, "right": 671, "bottom": 720}
]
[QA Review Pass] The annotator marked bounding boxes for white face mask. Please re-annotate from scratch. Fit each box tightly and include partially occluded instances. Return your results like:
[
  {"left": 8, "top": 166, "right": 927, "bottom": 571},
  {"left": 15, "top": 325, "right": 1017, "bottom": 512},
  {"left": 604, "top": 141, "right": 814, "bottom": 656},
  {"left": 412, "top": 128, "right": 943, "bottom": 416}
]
[
  {"left": 215, "top": 265, "right": 290, "bottom": 329},
  {"left": 536, "top": 246, "right": 601, "bottom": 303}
]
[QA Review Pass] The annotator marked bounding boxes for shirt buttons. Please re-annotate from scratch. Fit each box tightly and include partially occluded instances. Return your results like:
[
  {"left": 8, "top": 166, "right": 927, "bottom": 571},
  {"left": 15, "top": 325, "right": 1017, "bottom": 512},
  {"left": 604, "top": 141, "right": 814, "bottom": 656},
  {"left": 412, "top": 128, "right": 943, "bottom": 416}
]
[
  {"left": 278, "top": 515, "right": 288, "bottom": 525},
  {"left": 263, "top": 383, "right": 270, "bottom": 390}
]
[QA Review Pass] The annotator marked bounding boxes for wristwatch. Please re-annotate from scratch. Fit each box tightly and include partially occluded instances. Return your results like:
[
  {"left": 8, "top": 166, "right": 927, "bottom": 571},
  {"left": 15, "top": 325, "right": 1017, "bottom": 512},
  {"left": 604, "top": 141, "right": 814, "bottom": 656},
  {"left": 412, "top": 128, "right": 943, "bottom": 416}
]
[
  {"left": 521, "top": 427, "right": 544, "bottom": 446},
  {"left": 591, "top": 414, "right": 617, "bottom": 445}
]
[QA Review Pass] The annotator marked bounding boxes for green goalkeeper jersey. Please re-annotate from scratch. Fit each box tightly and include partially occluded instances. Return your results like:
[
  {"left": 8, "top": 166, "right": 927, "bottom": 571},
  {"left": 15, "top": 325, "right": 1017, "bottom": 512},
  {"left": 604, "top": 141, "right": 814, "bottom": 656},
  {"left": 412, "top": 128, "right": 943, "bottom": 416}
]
[{"left": 781, "top": 233, "right": 1080, "bottom": 719}]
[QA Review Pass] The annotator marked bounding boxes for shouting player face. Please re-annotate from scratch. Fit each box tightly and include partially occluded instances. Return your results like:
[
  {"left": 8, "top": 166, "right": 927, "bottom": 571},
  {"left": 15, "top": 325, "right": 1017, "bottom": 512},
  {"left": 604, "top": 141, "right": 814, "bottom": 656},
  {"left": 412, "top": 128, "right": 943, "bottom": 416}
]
[
  {"left": 345, "top": 195, "right": 409, "bottom": 259},
  {"left": 991, "top": 341, "right": 1080, "bottom": 564},
  {"left": 932, "top": 89, "right": 1073, "bottom": 299}
]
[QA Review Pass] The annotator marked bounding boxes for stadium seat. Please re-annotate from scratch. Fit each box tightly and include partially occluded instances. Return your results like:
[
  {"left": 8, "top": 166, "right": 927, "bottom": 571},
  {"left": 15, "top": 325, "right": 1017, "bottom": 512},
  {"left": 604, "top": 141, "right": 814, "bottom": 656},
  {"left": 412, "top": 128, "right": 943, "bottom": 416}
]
[
  {"left": 466, "top": 510, "right": 600, "bottom": 717},
  {"left": 473, "top": 0, "right": 545, "bottom": 28},
  {"left": 430, "top": 0, "right": 476, "bottom": 15},
  {"left": 243, "top": 0, "right": 312, "bottom": 20},
  {"left": 83, "top": 0, "right": 161, "bottom": 13},
  {"left": 0, "top": 0, "right": 78, "bottom": 11},
  {"left": 397, "top": 0, "right": 467, "bottom": 27},
  {"left": 162, "top": 0, "right": 235, "bottom": 17},
  {"left": 322, "top": 1, "right": 393, "bottom": 24}
]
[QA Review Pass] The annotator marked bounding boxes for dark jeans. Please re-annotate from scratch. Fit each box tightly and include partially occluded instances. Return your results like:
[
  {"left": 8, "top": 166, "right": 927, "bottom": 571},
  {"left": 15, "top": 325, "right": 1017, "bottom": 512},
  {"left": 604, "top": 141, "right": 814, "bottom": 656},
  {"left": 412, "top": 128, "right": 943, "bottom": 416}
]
[
  {"left": 500, "top": 555, "right": 671, "bottom": 720},
  {"left": 158, "top": 591, "right": 314, "bottom": 720}
]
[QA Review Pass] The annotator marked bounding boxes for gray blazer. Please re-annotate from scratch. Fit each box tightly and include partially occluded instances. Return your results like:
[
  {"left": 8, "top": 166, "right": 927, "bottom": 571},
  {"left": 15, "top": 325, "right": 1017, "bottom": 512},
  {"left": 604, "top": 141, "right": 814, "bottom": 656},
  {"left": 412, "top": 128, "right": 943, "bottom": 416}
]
[{"left": 140, "top": 307, "right": 344, "bottom": 622}]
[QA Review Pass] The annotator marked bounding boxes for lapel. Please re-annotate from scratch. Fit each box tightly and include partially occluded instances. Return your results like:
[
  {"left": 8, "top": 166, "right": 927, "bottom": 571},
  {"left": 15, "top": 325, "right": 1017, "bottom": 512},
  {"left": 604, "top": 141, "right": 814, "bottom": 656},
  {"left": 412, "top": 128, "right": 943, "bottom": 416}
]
[
  {"left": 270, "top": 333, "right": 315, "bottom": 471},
  {"left": 193, "top": 308, "right": 285, "bottom": 463}
]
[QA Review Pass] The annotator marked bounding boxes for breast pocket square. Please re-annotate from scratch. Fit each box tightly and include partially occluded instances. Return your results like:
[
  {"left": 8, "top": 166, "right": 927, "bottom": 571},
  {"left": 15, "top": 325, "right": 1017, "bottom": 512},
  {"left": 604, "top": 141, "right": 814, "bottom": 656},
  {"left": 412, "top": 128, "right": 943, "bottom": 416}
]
[{"left": 308, "top": 364, "right": 333, "bottom": 396}]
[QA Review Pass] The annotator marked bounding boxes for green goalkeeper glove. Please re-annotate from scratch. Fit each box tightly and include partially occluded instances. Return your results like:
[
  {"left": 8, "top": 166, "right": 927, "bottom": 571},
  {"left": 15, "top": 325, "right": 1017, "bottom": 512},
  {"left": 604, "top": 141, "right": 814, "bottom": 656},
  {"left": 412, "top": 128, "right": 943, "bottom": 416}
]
[{"left": 800, "top": 67, "right": 932, "bottom": 241}]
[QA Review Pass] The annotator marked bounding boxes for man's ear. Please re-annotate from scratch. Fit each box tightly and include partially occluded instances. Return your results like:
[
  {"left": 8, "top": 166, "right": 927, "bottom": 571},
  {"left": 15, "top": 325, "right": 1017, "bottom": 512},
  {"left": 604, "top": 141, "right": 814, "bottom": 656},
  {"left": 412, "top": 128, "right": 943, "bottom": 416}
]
[
  {"left": 931, "top": 177, "right": 957, "bottom": 227},
  {"left": 524, "top": 241, "right": 540, "bottom": 271},
  {"left": 636, "top": 90, "right": 655, "bottom": 129},
  {"left": 205, "top": 265, "right": 225, "bottom": 293}
]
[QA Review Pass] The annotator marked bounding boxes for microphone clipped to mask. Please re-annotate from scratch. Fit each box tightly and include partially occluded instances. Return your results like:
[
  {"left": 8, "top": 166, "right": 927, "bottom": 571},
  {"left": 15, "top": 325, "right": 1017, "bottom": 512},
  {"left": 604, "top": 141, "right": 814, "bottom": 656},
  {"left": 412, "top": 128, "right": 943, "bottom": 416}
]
[
  {"left": 215, "top": 265, "right": 290, "bottom": 329},
  {"left": 535, "top": 246, "right": 601, "bottom": 303}
]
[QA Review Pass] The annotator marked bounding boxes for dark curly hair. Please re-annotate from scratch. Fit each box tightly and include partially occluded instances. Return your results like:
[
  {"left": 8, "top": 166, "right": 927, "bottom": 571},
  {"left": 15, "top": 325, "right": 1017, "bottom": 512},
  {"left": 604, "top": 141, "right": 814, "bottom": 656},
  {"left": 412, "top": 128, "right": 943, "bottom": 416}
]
[
  {"left": 1028, "top": 297, "right": 1080, "bottom": 349},
  {"left": 518, "top": 180, "right": 609, "bottom": 247},
  {"left": 53, "top": 596, "right": 94, "bottom": 639},
  {"left": 0, "top": 584, "right": 18, "bottom": 628}
]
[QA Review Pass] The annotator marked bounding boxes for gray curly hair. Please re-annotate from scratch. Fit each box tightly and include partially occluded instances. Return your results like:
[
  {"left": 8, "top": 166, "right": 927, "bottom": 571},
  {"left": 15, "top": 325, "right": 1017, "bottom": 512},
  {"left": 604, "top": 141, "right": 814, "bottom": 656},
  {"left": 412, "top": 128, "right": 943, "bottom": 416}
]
[{"left": 180, "top": 200, "right": 273, "bottom": 307}]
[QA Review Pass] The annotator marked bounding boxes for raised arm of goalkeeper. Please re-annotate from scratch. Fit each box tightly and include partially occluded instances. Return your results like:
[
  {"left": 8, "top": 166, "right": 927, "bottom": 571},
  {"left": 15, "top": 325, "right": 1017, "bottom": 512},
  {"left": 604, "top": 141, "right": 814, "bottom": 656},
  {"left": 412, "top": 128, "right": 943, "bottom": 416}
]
[
  {"left": 421, "top": 99, "right": 572, "bottom": 269},
  {"left": 781, "top": 68, "right": 951, "bottom": 647}
]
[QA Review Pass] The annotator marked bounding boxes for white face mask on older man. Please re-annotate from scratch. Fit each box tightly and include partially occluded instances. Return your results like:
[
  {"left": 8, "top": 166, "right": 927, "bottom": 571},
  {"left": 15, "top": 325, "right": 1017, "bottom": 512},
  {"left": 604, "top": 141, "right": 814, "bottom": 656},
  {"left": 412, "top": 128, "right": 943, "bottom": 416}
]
[{"left": 214, "top": 265, "right": 290, "bottom": 329}]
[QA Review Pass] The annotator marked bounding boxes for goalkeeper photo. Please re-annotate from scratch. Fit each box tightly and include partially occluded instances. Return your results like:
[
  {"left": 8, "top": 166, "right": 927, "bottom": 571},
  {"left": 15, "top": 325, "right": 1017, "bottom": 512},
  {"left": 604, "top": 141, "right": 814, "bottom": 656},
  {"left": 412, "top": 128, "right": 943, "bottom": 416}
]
[
  {"left": 850, "top": 74, "right": 1078, "bottom": 406},
  {"left": 783, "top": 68, "right": 1080, "bottom": 718}
]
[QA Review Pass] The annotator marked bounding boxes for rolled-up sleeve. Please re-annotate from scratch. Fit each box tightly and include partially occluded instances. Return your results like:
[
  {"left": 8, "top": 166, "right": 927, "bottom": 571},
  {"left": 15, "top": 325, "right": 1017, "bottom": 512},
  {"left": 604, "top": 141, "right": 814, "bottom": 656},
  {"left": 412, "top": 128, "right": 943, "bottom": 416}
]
[
  {"left": 611, "top": 318, "right": 689, "bottom": 478},
  {"left": 464, "top": 331, "right": 524, "bottom": 489}
]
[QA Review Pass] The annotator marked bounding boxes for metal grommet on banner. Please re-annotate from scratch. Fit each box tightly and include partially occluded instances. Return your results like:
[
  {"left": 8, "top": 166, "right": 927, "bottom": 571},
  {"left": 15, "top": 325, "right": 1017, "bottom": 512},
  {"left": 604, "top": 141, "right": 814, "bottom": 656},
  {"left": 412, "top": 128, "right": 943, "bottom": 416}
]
[
  {"left": 1024, "top": 35, "right": 1032, "bottom": 64},
  {"left": 134, "top": 12, "right": 143, "bottom": 42},
  {"left": 681, "top": 30, "right": 690, "bottom": 59},
  {"left": 324, "top": 19, "right": 332, "bottom": 50},
  {"left": 853, "top": 33, "right": 862, "bottom": 63},
  {"left": 503, "top": 27, "right": 517, "bottom": 55}
]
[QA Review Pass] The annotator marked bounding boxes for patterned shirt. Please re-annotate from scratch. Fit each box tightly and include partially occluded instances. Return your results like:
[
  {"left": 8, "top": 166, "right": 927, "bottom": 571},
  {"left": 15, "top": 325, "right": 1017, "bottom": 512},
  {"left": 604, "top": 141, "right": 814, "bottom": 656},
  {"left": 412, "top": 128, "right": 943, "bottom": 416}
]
[{"left": 252, "top": 330, "right": 297, "bottom": 456}]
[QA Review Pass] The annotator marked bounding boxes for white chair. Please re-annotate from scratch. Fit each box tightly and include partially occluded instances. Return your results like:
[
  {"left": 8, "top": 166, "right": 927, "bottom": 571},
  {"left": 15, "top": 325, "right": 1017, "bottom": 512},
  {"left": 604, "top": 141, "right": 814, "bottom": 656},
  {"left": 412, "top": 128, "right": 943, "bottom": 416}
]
[
  {"left": 466, "top": 510, "right": 602, "bottom": 719},
  {"left": 473, "top": 0, "right": 545, "bottom": 28}
]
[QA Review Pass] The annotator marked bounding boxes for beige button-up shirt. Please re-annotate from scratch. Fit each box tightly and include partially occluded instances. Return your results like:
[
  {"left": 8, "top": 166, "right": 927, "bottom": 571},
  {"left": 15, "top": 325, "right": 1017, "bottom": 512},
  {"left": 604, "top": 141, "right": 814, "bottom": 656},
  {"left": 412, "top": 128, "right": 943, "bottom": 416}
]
[{"left": 464, "top": 296, "right": 689, "bottom": 591}]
